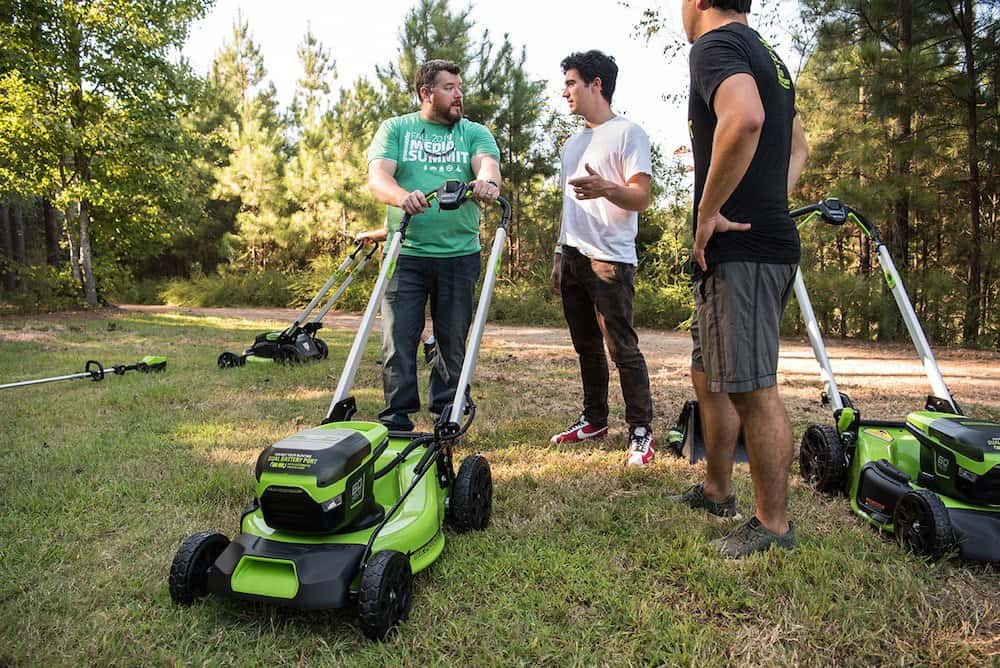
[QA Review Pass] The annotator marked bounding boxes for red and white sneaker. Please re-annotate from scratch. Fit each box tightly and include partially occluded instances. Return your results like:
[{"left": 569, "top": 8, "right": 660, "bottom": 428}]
[
  {"left": 626, "top": 426, "right": 655, "bottom": 467},
  {"left": 550, "top": 415, "right": 609, "bottom": 444}
]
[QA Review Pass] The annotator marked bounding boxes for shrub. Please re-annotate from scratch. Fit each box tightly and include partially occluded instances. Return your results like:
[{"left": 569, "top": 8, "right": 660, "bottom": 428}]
[{"left": 159, "top": 270, "right": 292, "bottom": 307}]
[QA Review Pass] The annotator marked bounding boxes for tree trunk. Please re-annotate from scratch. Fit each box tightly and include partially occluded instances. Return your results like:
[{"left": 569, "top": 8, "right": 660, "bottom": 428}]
[
  {"left": 65, "top": 203, "right": 82, "bottom": 285},
  {"left": 0, "top": 203, "right": 14, "bottom": 291},
  {"left": 79, "top": 199, "right": 97, "bottom": 306},
  {"left": 12, "top": 202, "right": 26, "bottom": 267},
  {"left": 44, "top": 199, "right": 61, "bottom": 266},
  {"left": 955, "top": 0, "right": 982, "bottom": 345}
]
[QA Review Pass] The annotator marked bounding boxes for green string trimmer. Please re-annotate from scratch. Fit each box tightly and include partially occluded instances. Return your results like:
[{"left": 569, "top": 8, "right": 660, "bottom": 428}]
[{"left": 0, "top": 355, "right": 167, "bottom": 390}]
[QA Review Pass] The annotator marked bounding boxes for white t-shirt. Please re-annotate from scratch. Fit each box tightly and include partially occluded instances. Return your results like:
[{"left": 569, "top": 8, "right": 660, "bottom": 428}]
[{"left": 557, "top": 115, "right": 652, "bottom": 265}]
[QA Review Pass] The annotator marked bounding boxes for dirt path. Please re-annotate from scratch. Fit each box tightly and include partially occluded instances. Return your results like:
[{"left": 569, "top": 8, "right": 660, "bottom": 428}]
[{"left": 8, "top": 304, "right": 1000, "bottom": 415}]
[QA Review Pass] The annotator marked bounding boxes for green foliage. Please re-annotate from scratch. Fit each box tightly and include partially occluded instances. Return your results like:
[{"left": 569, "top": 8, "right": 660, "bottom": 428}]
[
  {"left": 488, "top": 276, "right": 564, "bottom": 326},
  {"left": 160, "top": 270, "right": 291, "bottom": 307},
  {"left": 633, "top": 280, "right": 693, "bottom": 330},
  {"left": 0, "top": 264, "right": 81, "bottom": 312}
]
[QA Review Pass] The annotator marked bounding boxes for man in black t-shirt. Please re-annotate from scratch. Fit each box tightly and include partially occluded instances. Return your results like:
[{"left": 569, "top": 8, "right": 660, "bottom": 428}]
[{"left": 665, "top": 0, "right": 809, "bottom": 558}]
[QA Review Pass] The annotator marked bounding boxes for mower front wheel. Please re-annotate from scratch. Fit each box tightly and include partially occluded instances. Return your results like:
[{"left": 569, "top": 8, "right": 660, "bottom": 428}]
[
  {"left": 448, "top": 454, "right": 493, "bottom": 532},
  {"left": 799, "top": 424, "right": 845, "bottom": 494},
  {"left": 168, "top": 531, "right": 229, "bottom": 605},
  {"left": 894, "top": 489, "right": 954, "bottom": 560},
  {"left": 217, "top": 351, "right": 244, "bottom": 369},
  {"left": 314, "top": 338, "right": 329, "bottom": 359},
  {"left": 358, "top": 550, "right": 413, "bottom": 641}
]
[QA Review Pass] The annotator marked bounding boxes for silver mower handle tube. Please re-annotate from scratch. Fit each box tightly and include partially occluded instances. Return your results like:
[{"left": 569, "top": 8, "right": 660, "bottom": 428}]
[
  {"left": 311, "top": 245, "right": 378, "bottom": 324},
  {"left": 875, "top": 243, "right": 957, "bottom": 412},
  {"left": 449, "top": 198, "right": 512, "bottom": 424},
  {"left": 328, "top": 231, "right": 405, "bottom": 412},
  {"left": 291, "top": 249, "right": 360, "bottom": 331},
  {"left": 792, "top": 268, "right": 844, "bottom": 411}
]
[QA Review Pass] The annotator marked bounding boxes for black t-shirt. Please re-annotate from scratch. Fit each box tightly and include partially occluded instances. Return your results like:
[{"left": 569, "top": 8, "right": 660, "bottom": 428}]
[{"left": 688, "top": 22, "right": 800, "bottom": 273}]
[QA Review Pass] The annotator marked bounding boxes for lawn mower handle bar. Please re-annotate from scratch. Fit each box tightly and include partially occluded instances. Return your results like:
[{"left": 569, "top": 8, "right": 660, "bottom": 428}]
[
  {"left": 325, "top": 182, "right": 510, "bottom": 423},
  {"left": 790, "top": 199, "right": 881, "bottom": 242}
]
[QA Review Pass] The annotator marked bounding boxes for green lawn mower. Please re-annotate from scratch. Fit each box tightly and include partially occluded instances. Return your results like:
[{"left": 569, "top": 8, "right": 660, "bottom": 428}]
[
  {"left": 217, "top": 241, "right": 379, "bottom": 368},
  {"left": 171, "top": 181, "right": 508, "bottom": 640},
  {"left": 793, "top": 199, "right": 1000, "bottom": 561}
]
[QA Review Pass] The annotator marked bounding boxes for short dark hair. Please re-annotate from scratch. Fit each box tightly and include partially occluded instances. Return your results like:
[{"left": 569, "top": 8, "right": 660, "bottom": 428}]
[
  {"left": 560, "top": 50, "right": 618, "bottom": 104},
  {"left": 414, "top": 60, "right": 461, "bottom": 96},
  {"left": 710, "top": 0, "right": 752, "bottom": 12}
]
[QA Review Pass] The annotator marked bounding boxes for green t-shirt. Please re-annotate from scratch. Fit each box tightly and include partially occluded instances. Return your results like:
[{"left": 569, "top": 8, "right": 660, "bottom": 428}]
[{"left": 367, "top": 112, "right": 501, "bottom": 257}]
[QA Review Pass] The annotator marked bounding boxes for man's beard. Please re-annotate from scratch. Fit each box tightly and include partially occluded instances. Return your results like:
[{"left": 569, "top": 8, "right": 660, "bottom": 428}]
[{"left": 433, "top": 98, "right": 462, "bottom": 124}]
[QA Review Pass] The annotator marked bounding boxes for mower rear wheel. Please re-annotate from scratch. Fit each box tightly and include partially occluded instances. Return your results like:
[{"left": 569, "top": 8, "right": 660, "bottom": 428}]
[
  {"left": 169, "top": 531, "right": 229, "bottom": 605},
  {"left": 799, "top": 424, "right": 845, "bottom": 494},
  {"left": 894, "top": 489, "right": 954, "bottom": 560},
  {"left": 279, "top": 344, "right": 302, "bottom": 364},
  {"left": 448, "top": 455, "right": 493, "bottom": 532},
  {"left": 314, "top": 338, "right": 329, "bottom": 359},
  {"left": 217, "top": 352, "right": 243, "bottom": 369},
  {"left": 358, "top": 550, "right": 412, "bottom": 641}
]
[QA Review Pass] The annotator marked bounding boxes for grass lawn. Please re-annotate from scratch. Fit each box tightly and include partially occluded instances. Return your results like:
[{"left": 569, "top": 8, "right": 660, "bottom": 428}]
[{"left": 1, "top": 310, "right": 998, "bottom": 666}]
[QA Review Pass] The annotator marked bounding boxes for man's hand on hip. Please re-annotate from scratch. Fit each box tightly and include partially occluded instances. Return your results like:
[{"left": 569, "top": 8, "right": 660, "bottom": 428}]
[{"left": 693, "top": 211, "right": 751, "bottom": 272}]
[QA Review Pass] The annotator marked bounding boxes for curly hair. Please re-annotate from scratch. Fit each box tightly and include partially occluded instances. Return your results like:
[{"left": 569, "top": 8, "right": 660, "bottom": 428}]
[
  {"left": 560, "top": 50, "right": 618, "bottom": 104},
  {"left": 414, "top": 60, "right": 461, "bottom": 96}
]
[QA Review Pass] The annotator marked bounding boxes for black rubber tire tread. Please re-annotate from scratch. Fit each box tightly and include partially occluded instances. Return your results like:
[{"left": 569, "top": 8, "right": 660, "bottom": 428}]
[
  {"left": 217, "top": 351, "right": 242, "bottom": 369},
  {"left": 314, "top": 338, "right": 329, "bottom": 359},
  {"left": 894, "top": 489, "right": 954, "bottom": 560},
  {"left": 279, "top": 343, "right": 301, "bottom": 364},
  {"left": 168, "top": 531, "right": 229, "bottom": 605},
  {"left": 357, "top": 551, "right": 413, "bottom": 641},
  {"left": 799, "top": 424, "right": 846, "bottom": 494},
  {"left": 448, "top": 454, "right": 493, "bottom": 532}
]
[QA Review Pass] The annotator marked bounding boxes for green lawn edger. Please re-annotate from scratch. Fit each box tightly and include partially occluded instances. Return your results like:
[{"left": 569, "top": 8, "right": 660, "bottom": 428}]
[
  {"left": 170, "top": 181, "right": 508, "bottom": 640},
  {"left": 793, "top": 198, "right": 1000, "bottom": 561},
  {"left": 0, "top": 355, "right": 166, "bottom": 390},
  {"left": 217, "top": 241, "right": 379, "bottom": 368}
]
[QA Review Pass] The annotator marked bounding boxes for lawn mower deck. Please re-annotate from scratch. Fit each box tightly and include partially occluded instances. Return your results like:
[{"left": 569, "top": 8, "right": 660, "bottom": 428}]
[
  {"left": 793, "top": 199, "right": 1000, "bottom": 562},
  {"left": 172, "top": 181, "right": 509, "bottom": 640}
]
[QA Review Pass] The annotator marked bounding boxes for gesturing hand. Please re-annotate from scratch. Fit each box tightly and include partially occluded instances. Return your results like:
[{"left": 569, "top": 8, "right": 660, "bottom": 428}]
[
  {"left": 693, "top": 211, "right": 751, "bottom": 272},
  {"left": 568, "top": 163, "right": 614, "bottom": 200}
]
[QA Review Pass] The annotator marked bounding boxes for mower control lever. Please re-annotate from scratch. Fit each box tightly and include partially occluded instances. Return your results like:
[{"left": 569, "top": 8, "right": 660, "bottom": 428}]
[
  {"left": 819, "top": 198, "right": 848, "bottom": 225},
  {"left": 435, "top": 180, "right": 470, "bottom": 210}
]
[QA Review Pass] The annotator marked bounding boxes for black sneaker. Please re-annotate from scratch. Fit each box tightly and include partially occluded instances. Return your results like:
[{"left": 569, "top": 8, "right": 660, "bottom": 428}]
[
  {"left": 665, "top": 483, "right": 740, "bottom": 519},
  {"left": 423, "top": 340, "right": 437, "bottom": 364},
  {"left": 709, "top": 517, "right": 797, "bottom": 558}
]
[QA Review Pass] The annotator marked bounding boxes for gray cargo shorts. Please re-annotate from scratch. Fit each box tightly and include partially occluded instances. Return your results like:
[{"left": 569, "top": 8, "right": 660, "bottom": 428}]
[{"left": 691, "top": 261, "right": 797, "bottom": 393}]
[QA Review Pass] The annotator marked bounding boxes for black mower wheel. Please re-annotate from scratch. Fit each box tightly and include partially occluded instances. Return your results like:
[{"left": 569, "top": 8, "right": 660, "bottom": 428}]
[
  {"left": 314, "top": 338, "right": 329, "bottom": 359},
  {"left": 217, "top": 351, "right": 243, "bottom": 369},
  {"left": 279, "top": 344, "right": 302, "bottom": 364},
  {"left": 894, "top": 489, "right": 954, "bottom": 560},
  {"left": 799, "top": 424, "right": 846, "bottom": 494},
  {"left": 168, "top": 531, "right": 229, "bottom": 605},
  {"left": 448, "top": 454, "right": 493, "bottom": 532},
  {"left": 357, "top": 550, "right": 413, "bottom": 641}
]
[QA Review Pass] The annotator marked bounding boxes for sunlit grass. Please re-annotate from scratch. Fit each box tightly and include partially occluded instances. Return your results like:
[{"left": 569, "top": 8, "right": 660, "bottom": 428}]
[{"left": 1, "top": 309, "right": 997, "bottom": 665}]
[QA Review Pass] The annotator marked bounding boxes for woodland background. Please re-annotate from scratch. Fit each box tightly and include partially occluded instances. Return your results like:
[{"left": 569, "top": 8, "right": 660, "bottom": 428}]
[{"left": 1, "top": 0, "right": 999, "bottom": 347}]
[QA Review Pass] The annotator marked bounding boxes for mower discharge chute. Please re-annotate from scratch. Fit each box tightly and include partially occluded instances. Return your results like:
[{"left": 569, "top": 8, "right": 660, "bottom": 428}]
[
  {"left": 793, "top": 198, "right": 1000, "bottom": 562},
  {"left": 217, "top": 241, "right": 379, "bottom": 368},
  {"left": 171, "top": 181, "right": 509, "bottom": 640}
]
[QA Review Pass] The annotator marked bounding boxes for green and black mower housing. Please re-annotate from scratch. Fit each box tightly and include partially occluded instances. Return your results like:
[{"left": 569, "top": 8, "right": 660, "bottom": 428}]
[
  {"left": 906, "top": 413, "right": 1000, "bottom": 506},
  {"left": 254, "top": 426, "right": 386, "bottom": 534}
]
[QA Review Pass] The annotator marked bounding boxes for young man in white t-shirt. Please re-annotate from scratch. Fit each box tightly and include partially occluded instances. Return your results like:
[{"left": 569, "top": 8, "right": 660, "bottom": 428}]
[{"left": 549, "top": 50, "right": 655, "bottom": 466}]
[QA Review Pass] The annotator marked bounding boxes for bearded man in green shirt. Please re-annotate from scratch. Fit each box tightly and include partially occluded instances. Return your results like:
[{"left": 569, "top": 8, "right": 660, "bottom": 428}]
[{"left": 367, "top": 59, "right": 502, "bottom": 431}]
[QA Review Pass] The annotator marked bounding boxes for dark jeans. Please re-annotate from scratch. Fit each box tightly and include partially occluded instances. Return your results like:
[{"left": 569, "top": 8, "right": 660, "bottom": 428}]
[
  {"left": 379, "top": 252, "right": 480, "bottom": 431},
  {"left": 560, "top": 245, "right": 653, "bottom": 429}
]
